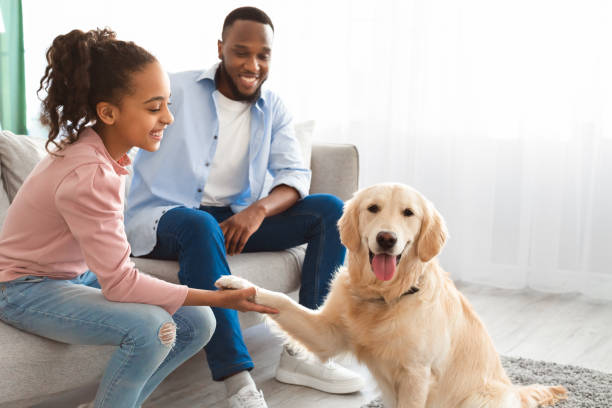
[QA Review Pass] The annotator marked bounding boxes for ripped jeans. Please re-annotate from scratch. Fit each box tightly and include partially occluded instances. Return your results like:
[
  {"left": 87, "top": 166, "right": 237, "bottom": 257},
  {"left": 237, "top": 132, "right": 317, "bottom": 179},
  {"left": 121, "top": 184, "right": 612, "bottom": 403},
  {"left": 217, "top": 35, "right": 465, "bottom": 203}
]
[{"left": 0, "top": 272, "right": 216, "bottom": 408}]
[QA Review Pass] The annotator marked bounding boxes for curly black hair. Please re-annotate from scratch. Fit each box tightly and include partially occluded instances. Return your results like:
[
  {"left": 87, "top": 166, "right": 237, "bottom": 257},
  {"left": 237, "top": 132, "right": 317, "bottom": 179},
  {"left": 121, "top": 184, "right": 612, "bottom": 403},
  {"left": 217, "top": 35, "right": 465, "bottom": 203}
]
[{"left": 37, "top": 28, "right": 156, "bottom": 153}]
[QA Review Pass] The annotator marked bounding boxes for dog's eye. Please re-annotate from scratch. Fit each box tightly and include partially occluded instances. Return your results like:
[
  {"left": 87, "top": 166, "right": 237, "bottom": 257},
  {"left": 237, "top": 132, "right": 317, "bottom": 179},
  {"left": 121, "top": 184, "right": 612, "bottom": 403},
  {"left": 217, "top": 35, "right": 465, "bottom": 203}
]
[
  {"left": 403, "top": 208, "right": 414, "bottom": 217},
  {"left": 367, "top": 204, "right": 380, "bottom": 213}
]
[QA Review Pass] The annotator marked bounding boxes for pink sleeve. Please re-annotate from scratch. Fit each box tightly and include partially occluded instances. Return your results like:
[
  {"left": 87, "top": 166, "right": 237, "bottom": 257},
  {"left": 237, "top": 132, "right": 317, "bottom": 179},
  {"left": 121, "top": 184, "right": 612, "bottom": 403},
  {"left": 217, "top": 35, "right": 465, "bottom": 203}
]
[{"left": 55, "top": 163, "right": 188, "bottom": 314}]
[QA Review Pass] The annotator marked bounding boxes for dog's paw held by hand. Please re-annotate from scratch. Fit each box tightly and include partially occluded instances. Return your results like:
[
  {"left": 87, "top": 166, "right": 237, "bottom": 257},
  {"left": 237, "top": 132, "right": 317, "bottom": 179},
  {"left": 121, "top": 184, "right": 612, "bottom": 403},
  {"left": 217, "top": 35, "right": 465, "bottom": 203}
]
[{"left": 214, "top": 275, "right": 253, "bottom": 291}]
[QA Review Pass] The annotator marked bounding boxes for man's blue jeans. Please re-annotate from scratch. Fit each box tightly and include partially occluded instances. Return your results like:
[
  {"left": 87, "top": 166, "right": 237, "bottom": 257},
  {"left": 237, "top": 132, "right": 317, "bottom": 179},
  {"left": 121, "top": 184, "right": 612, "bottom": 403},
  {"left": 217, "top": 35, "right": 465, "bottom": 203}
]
[{"left": 144, "top": 194, "right": 346, "bottom": 380}]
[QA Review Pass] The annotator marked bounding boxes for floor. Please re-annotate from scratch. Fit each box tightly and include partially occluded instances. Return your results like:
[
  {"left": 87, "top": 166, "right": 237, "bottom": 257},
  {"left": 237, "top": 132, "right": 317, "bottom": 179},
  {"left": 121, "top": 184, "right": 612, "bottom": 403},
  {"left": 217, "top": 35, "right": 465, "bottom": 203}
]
[{"left": 34, "top": 282, "right": 612, "bottom": 408}]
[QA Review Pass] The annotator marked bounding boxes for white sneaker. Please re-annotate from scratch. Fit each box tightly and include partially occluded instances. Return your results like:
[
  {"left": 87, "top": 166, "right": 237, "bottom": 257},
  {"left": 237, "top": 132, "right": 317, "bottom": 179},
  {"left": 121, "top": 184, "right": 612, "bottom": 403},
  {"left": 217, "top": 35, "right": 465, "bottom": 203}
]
[
  {"left": 275, "top": 346, "right": 365, "bottom": 394},
  {"left": 228, "top": 385, "right": 268, "bottom": 408}
]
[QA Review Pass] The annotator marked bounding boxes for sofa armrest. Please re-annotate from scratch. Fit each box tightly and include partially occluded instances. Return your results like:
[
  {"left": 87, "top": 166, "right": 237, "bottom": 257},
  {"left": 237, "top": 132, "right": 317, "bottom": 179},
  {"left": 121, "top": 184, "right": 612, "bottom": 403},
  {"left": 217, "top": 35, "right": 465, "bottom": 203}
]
[{"left": 309, "top": 143, "right": 359, "bottom": 201}]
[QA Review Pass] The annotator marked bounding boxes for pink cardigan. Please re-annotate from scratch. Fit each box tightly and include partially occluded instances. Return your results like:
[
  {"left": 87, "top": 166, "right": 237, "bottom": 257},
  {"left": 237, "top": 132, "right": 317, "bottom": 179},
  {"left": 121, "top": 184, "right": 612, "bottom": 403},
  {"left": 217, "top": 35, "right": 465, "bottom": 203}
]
[{"left": 0, "top": 128, "right": 188, "bottom": 314}]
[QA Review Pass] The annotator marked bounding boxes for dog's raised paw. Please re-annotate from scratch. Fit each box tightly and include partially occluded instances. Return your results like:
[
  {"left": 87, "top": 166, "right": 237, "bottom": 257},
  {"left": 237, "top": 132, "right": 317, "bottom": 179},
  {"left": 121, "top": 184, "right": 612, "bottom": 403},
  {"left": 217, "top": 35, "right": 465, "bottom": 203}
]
[{"left": 214, "top": 276, "right": 251, "bottom": 290}]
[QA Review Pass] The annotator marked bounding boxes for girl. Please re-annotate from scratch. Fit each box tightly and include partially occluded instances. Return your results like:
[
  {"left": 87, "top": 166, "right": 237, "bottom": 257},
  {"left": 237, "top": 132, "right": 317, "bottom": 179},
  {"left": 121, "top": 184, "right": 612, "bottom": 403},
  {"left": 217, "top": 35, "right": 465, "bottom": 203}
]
[{"left": 0, "top": 28, "right": 276, "bottom": 408}]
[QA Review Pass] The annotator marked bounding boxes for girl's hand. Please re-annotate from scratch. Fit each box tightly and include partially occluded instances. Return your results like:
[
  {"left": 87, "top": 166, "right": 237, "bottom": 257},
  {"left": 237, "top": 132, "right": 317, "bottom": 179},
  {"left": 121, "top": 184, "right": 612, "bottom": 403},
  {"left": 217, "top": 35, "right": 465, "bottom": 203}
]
[
  {"left": 212, "top": 287, "right": 279, "bottom": 314},
  {"left": 183, "top": 286, "right": 278, "bottom": 313}
]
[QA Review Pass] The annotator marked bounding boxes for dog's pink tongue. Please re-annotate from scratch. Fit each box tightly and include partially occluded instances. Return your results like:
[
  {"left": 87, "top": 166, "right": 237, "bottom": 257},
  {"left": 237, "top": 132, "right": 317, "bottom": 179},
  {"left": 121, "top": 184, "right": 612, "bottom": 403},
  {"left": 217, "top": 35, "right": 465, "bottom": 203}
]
[{"left": 371, "top": 254, "right": 396, "bottom": 281}]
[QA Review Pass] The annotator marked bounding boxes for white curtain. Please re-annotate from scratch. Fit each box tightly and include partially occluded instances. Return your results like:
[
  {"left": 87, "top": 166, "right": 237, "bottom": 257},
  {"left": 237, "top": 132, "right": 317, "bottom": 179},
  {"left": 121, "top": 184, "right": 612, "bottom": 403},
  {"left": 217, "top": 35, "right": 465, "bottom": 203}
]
[
  {"left": 268, "top": 0, "right": 612, "bottom": 300},
  {"left": 23, "top": 0, "right": 612, "bottom": 299}
]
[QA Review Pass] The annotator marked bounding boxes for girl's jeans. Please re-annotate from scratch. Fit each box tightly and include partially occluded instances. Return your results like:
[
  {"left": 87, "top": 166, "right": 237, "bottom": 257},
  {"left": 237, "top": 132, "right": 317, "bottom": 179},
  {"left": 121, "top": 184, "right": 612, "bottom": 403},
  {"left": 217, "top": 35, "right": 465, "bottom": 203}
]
[
  {"left": 144, "top": 193, "right": 346, "bottom": 380},
  {"left": 0, "top": 272, "right": 215, "bottom": 408}
]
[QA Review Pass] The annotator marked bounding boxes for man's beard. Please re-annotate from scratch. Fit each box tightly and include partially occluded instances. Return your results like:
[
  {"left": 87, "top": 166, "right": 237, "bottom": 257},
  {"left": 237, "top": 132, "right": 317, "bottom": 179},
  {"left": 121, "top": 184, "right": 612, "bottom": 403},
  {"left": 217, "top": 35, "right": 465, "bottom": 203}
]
[{"left": 217, "top": 60, "right": 265, "bottom": 103}]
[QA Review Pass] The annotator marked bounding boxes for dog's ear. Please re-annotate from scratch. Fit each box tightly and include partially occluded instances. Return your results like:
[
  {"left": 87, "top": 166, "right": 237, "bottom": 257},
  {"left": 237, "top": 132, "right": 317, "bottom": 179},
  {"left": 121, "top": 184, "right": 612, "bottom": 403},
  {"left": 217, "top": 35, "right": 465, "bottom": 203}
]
[
  {"left": 338, "top": 196, "right": 361, "bottom": 252},
  {"left": 416, "top": 201, "right": 448, "bottom": 262}
]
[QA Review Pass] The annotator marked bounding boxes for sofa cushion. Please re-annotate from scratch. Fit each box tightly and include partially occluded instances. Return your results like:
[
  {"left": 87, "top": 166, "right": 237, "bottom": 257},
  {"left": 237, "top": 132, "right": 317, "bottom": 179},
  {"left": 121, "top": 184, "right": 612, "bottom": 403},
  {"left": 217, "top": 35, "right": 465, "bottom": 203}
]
[
  {"left": 0, "top": 131, "right": 47, "bottom": 202},
  {"left": 310, "top": 143, "right": 359, "bottom": 201},
  {"left": 294, "top": 120, "right": 314, "bottom": 168},
  {"left": 0, "top": 325, "right": 113, "bottom": 405},
  {"left": 0, "top": 172, "right": 9, "bottom": 228}
]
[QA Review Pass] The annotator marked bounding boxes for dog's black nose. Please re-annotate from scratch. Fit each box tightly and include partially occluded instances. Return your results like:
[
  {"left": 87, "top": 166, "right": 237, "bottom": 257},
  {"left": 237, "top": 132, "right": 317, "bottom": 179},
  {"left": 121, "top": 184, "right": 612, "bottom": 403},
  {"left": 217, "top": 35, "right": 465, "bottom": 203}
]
[{"left": 376, "top": 231, "right": 397, "bottom": 250}]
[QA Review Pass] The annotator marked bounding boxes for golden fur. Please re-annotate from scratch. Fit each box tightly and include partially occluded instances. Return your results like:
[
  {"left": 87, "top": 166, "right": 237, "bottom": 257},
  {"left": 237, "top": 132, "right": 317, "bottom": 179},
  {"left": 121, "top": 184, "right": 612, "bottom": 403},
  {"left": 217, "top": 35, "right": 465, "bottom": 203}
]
[{"left": 216, "top": 183, "right": 567, "bottom": 408}]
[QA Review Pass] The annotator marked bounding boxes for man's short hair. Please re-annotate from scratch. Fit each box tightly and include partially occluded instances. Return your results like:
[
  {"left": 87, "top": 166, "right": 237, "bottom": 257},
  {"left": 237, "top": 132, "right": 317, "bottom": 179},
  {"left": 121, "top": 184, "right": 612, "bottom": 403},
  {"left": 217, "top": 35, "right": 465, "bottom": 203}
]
[{"left": 222, "top": 6, "right": 274, "bottom": 39}]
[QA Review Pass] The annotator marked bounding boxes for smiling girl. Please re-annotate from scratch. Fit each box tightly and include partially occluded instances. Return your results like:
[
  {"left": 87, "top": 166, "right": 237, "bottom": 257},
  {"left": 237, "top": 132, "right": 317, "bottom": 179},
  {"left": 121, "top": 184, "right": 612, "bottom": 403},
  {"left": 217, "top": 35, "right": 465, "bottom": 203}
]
[{"left": 0, "top": 28, "right": 275, "bottom": 408}]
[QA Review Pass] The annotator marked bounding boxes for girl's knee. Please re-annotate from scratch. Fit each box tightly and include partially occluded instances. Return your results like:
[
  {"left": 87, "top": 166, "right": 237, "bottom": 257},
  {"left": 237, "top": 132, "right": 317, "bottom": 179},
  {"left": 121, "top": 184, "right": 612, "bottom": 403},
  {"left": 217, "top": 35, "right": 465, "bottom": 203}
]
[
  {"left": 139, "top": 306, "right": 215, "bottom": 350},
  {"left": 127, "top": 307, "right": 175, "bottom": 348},
  {"left": 174, "top": 306, "right": 216, "bottom": 350},
  {"left": 158, "top": 321, "right": 176, "bottom": 346},
  {"left": 191, "top": 306, "right": 216, "bottom": 346}
]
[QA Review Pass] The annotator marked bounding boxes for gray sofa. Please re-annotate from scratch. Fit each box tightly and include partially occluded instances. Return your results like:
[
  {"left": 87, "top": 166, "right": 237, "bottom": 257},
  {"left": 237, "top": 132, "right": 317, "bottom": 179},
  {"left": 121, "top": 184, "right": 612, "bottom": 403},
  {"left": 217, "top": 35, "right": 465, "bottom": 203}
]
[{"left": 0, "top": 128, "right": 359, "bottom": 407}]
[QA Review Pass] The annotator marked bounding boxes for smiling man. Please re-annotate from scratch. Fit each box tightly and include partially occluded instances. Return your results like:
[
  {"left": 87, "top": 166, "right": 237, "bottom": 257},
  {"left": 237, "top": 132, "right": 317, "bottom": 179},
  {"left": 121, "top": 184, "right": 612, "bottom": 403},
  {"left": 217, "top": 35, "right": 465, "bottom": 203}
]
[{"left": 125, "top": 7, "right": 364, "bottom": 408}]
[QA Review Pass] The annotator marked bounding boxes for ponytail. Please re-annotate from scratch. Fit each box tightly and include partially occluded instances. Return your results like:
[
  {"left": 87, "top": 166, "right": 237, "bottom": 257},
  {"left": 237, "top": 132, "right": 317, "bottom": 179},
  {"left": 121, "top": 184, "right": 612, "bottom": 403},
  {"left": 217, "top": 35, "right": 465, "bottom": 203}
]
[{"left": 37, "top": 28, "right": 156, "bottom": 154}]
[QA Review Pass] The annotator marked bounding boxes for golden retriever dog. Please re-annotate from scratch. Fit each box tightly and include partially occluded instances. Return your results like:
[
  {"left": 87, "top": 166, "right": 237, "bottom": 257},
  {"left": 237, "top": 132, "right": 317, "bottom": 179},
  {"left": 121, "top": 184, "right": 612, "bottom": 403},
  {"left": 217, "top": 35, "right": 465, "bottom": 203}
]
[{"left": 216, "top": 183, "right": 567, "bottom": 408}]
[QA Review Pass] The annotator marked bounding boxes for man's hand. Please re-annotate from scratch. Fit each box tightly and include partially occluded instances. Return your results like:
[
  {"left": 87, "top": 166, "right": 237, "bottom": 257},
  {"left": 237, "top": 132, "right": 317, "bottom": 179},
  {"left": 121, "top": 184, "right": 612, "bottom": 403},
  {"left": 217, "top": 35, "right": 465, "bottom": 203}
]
[
  {"left": 219, "top": 204, "right": 266, "bottom": 255},
  {"left": 219, "top": 185, "right": 300, "bottom": 256}
]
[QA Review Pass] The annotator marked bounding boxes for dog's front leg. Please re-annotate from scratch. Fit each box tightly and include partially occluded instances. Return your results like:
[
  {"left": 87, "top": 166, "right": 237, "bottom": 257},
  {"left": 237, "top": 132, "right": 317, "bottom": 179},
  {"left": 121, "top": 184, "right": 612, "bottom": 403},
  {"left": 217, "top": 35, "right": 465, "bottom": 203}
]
[
  {"left": 256, "top": 287, "right": 347, "bottom": 362},
  {"left": 395, "top": 365, "right": 431, "bottom": 408},
  {"left": 215, "top": 276, "right": 347, "bottom": 361}
]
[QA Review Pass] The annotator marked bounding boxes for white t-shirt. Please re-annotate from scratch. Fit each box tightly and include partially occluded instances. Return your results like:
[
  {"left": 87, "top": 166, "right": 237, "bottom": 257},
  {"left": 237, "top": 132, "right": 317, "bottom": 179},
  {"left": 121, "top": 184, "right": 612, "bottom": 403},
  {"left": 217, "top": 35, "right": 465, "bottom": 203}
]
[{"left": 201, "top": 91, "right": 252, "bottom": 206}]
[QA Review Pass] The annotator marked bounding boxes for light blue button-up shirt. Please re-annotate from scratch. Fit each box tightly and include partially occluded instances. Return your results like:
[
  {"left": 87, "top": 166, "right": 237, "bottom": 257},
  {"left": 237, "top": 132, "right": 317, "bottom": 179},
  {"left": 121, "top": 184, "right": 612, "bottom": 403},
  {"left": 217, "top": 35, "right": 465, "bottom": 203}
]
[{"left": 125, "top": 63, "right": 311, "bottom": 256}]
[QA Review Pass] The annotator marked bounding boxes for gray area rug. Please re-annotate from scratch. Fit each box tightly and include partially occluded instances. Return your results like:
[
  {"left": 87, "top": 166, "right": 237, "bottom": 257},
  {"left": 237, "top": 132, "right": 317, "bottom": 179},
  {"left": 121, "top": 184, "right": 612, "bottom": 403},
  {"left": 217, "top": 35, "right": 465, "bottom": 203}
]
[{"left": 361, "top": 356, "right": 612, "bottom": 407}]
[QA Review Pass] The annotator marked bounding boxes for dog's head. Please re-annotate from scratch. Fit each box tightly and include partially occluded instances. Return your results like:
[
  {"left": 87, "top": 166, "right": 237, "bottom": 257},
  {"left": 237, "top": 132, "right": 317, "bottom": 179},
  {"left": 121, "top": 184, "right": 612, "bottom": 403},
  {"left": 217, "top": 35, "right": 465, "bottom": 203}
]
[{"left": 338, "top": 183, "right": 448, "bottom": 284}]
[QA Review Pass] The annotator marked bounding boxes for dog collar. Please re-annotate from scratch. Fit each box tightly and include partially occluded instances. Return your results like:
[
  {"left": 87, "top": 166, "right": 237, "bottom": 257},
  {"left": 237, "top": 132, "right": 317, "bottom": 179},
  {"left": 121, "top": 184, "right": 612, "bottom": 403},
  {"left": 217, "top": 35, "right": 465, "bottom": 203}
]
[{"left": 360, "top": 286, "right": 420, "bottom": 304}]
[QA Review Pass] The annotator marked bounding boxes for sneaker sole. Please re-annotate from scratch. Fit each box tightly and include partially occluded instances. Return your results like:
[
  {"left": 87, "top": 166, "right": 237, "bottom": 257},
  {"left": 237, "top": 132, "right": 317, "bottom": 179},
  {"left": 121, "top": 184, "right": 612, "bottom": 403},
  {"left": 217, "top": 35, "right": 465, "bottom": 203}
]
[{"left": 275, "top": 368, "right": 365, "bottom": 394}]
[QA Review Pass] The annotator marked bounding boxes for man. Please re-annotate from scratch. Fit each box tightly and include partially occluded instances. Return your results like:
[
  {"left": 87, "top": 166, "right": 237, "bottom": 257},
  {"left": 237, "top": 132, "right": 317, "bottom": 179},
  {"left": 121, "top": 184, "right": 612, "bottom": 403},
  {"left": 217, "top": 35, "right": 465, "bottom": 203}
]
[{"left": 125, "top": 7, "right": 364, "bottom": 408}]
